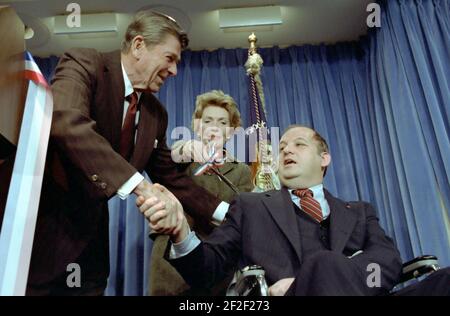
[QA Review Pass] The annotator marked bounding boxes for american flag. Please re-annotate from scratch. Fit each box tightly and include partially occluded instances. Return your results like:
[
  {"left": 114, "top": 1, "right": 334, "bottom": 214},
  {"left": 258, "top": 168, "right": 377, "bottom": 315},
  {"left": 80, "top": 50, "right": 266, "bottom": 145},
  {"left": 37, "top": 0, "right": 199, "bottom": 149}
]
[
  {"left": 0, "top": 51, "right": 53, "bottom": 295},
  {"left": 24, "top": 51, "right": 49, "bottom": 88}
]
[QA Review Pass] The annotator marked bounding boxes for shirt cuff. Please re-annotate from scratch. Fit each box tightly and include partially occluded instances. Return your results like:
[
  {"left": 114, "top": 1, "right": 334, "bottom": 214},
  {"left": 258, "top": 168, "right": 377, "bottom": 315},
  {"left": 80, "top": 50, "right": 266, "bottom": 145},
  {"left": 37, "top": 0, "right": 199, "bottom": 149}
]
[
  {"left": 211, "top": 201, "right": 230, "bottom": 226},
  {"left": 169, "top": 230, "right": 201, "bottom": 259},
  {"left": 117, "top": 172, "right": 144, "bottom": 200}
]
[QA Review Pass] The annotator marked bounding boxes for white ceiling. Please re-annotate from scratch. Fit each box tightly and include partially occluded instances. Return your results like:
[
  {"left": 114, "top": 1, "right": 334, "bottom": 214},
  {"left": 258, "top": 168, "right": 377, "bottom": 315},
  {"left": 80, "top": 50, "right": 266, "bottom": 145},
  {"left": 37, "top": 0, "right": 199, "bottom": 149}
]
[{"left": 2, "top": 0, "right": 374, "bottom": 57}]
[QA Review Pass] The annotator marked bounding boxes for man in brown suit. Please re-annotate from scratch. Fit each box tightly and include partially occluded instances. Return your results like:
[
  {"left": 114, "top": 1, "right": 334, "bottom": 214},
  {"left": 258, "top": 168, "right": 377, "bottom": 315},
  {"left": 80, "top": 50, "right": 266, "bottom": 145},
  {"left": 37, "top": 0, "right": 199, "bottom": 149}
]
[{"left": 26, "top": 11, "right": 227, "bottom": 295}]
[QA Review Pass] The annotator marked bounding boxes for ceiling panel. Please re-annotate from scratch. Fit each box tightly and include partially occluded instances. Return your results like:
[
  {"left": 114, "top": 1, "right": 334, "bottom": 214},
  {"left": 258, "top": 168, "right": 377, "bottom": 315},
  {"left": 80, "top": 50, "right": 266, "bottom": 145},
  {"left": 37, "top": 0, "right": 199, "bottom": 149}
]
[{"left": 0, "top": 0, "right": 374, "bottom": 57}]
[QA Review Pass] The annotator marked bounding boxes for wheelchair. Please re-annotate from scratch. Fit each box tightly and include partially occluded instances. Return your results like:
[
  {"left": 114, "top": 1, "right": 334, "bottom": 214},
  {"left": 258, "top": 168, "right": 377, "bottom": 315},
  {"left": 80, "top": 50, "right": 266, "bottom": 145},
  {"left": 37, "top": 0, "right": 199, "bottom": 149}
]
[
  {"left": 226, "top": 265, "right": 269, "bottom": 296},
  {"left": 227, "top": 255, "right": 441, "bottom": 296}
]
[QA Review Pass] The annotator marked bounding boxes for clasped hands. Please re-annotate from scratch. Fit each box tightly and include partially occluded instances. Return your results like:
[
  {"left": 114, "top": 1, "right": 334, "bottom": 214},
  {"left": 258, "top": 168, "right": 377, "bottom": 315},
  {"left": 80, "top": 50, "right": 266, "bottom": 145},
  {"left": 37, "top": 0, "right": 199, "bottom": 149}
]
[
  {"left": 134, "top": 180, "right": 294, "bottom": 296},
  {"left": 134, "top": 180, "right": 189, "bottom": 243}
]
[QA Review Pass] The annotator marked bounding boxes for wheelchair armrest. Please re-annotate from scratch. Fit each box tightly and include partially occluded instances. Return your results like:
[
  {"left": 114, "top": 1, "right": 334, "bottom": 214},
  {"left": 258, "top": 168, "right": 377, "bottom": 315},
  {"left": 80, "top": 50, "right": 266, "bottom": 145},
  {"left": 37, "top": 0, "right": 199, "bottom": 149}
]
[
  {"left": 227, "top": 265, "right": 269, "bottom": 296},
  {"left": 399, "top": 255, "right": 440, "bottom": 283}
]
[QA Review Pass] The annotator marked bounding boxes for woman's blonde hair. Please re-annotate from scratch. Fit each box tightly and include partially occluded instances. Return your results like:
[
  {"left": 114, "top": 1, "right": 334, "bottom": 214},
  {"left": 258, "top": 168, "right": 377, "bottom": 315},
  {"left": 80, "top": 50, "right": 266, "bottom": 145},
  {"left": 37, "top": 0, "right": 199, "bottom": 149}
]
[{"left": 191, "top": 90, "right": 242, "bottom": 130}]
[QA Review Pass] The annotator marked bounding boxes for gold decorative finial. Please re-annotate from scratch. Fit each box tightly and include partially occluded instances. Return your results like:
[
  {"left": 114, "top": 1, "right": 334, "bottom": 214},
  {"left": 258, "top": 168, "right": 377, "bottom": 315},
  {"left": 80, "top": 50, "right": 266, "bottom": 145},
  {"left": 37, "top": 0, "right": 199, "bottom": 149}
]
[{"left": 248, "top": 33, "right": 257, "bottom": 55}]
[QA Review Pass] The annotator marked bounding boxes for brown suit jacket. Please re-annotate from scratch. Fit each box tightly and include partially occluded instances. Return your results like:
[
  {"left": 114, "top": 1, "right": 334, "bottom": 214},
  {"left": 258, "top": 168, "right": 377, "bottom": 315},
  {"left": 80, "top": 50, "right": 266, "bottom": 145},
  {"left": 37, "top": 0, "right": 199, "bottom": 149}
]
[{"left": 27, "top": 48, "right": 221, "bottom": 288}]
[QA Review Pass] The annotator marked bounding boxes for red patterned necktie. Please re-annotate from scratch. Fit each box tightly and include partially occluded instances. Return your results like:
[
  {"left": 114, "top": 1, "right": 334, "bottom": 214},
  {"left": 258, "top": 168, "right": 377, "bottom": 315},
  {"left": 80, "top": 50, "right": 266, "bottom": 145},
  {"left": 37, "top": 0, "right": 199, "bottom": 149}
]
[
  {"left": 119, "top": 92, "right": 139, "bottom": 160},
  {"left": 293, "top": 189, "right": 323, "bottom": 223}
]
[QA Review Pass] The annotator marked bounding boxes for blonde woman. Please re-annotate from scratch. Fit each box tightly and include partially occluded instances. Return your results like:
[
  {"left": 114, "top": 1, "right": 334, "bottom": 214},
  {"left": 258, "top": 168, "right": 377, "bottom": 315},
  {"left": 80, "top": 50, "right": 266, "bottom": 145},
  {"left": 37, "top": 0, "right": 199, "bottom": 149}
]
[{"left": 149, "top": 90, "right": 253, "bottom": 295}]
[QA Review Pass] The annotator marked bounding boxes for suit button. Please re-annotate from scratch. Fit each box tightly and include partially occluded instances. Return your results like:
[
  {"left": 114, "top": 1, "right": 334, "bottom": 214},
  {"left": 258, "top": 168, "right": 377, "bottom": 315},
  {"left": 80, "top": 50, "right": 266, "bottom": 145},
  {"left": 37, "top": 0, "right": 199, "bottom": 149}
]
[
  {"left": 321, "top": 235, "right": 326, "bottom": 241},
  {"left": 91, "top": 174, "right": 98, "bottom": 182},
  {"left": 100, "top": 182, "right": 107, "bottom": 190}
]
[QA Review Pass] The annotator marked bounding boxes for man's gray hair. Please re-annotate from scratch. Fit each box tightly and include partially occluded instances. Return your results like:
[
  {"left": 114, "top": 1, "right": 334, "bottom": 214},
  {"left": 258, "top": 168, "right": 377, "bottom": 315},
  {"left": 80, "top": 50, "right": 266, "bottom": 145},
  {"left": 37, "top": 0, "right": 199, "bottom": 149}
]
[{"left": 121, "top": 10, "right": 189, "bottom": 53}]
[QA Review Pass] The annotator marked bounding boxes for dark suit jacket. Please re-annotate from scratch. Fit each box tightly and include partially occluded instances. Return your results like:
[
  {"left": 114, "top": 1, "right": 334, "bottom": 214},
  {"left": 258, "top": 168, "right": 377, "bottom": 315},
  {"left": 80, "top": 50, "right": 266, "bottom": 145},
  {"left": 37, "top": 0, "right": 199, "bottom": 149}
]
[
  {"left": 150, "top": 160, "right": 253, "bottom": 295},
  {"left": 169, "top": 188, "right": 402, "bottom": 295},
  {"left": 27, "top": 48, "right": 220, "bottom": 287}
]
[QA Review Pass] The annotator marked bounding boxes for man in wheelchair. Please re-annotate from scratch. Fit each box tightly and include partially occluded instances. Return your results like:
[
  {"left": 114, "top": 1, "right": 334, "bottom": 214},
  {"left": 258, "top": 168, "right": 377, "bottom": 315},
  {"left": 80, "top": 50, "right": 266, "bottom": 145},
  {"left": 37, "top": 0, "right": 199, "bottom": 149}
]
[{"left": 139, "top": 125, "right": 449, "bottom": 296}]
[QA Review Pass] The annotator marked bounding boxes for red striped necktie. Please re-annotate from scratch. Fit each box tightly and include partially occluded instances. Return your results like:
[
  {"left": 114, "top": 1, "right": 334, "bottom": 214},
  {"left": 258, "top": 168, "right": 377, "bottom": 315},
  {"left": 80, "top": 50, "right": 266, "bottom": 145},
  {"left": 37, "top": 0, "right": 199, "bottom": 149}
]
[
  {"left": 293, "top": 188, "right": 323, "bottom": 223},
  {"left": 119, "top": 92, "right": 139, "bottom": 160}
]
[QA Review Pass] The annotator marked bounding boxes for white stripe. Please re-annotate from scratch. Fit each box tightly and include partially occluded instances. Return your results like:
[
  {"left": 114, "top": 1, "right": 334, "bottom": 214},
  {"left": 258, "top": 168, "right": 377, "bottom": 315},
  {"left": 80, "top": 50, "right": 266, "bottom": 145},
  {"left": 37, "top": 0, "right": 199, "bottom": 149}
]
[
  {"left": 0, "top": 81, "right": 52, "bottom": 295},
  {"left": 24, "top": 60, "right": 43, "bottom": 75},
  {"left": 0, "top": 82, "right": 42, "bottom": 293}
]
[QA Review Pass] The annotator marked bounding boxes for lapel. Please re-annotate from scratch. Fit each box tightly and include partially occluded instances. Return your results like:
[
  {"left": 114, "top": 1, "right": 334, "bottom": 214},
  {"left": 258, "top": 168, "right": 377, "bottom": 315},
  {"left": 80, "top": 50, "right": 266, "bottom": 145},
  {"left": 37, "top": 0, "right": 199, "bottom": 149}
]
[
  {"left": 325, "top": 189, "right": 357, "bottom": 252},
  {"left": 262, "top": 188, "right": 303, "bottom": 264},
  {"left": 101, "top": 50, "right": 125, "bottom": 152},
  {"left": 217, "top": 161, "right": 235, "bottom": 175},
  {"left": 130, "top": 93, "right": 158, "bottom": 170}
]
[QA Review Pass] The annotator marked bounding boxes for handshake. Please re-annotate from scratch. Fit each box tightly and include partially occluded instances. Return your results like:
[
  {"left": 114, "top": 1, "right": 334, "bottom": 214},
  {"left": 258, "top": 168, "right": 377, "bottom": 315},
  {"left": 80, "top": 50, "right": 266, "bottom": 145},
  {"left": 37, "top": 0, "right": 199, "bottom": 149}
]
[{"left": 133, "top": 180, "right": 189, "bottom": 243}]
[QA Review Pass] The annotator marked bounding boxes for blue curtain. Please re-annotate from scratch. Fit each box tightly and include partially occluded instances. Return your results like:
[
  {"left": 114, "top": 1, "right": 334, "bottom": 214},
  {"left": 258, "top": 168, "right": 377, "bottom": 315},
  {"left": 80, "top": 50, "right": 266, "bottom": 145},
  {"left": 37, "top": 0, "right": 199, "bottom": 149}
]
[
  {"left": 34, "top": 0, "right": 450, "bottom": 295},
  {"left": 365, "top": 0, "right": 450, "bottom": 265}
]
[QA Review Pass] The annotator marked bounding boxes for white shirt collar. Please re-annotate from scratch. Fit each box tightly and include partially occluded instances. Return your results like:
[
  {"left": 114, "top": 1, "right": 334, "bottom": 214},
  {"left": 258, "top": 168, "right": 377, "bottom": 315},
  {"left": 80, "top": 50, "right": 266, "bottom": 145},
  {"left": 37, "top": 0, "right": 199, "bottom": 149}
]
[
  {"left": 121, "top": 63, "right": 134, "bottom": 99},
  {"left": 120, "top": 63, "right": 142, "bottom": 127},
  {"left": 309, "top": 183, "right": 325, "bottom": 201}
]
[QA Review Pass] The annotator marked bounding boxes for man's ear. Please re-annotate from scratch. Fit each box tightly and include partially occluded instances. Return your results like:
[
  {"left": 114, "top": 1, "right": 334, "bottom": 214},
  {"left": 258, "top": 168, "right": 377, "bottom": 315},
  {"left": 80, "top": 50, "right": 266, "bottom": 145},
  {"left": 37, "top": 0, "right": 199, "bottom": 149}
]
[
  {"left": 131, "top": 35, "right": 145, "bottom": 59},
  {"left": 321, "top": 152, "right": 331, "bottom": 168}
]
